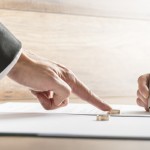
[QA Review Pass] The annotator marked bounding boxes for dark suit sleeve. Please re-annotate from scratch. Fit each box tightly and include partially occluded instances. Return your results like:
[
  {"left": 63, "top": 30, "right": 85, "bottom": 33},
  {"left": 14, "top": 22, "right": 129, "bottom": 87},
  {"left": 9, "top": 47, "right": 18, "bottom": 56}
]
[{"left": 0, "top": 23, "right": 22, "bottom": 73}]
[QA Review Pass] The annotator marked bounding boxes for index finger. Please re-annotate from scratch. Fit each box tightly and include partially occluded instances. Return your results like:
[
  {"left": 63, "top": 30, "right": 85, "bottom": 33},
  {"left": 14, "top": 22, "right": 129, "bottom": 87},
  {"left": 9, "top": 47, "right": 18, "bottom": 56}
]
[{"left": 67, "top": 74, "right": 112, "bottom": 111}]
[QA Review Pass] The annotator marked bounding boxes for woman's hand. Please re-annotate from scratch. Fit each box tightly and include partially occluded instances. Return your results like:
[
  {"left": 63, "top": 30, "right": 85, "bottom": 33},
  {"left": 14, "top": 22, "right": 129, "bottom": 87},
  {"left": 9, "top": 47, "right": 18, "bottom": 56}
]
[{"left": 137, "top": 74, "right": 150, "bottom": 111}]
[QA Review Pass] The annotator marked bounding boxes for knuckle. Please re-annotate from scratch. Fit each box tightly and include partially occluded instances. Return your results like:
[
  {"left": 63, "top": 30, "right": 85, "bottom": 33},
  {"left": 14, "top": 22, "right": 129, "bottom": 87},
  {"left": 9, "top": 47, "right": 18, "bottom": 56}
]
[
  {"left": 65, "top": 69, "right": 76, "bottom": 82},
  {"left": 60, "top": 87, "right": 71, "bottom": 100},
  {"left": 49, "top": 70, "right": 58, "bottom": 79}
]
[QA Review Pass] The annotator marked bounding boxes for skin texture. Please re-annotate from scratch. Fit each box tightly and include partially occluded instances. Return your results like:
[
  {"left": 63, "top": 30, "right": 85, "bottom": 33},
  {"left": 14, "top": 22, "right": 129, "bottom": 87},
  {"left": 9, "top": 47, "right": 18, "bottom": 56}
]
[
  {"left": 137, "top": 74, "right": 150, "bottom": 111},
  {"left": 8, "top": 49, "right": 112, "bottom": 111}
]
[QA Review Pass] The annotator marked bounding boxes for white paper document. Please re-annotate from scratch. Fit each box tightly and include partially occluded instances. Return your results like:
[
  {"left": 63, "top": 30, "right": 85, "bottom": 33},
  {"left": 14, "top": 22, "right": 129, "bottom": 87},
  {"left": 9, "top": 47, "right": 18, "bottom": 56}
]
[{"left": 0, "top": 102, "right": 150, "bottom": 139}]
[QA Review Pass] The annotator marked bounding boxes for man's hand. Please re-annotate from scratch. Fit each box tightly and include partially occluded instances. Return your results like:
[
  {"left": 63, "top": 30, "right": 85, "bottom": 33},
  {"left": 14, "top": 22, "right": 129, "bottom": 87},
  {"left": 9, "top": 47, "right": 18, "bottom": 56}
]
[
  {"left": 137, "top": 74, "right": 150, "bottom": 111},
  {"left": 8, "top": 51, "right": 112, "bottom": 111}
]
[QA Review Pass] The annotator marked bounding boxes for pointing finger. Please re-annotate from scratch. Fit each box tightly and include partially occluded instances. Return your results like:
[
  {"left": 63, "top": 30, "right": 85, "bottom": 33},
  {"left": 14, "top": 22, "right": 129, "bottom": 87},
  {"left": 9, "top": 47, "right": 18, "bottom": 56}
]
[{"left": 61, "top": 70, "right": 112, "bottom": 111}]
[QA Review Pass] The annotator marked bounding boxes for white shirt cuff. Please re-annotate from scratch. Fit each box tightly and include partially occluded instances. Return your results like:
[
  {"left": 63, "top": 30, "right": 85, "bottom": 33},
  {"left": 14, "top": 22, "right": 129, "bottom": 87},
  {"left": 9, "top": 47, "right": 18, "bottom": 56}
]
[{"left": 0, "top": 48, "right": 22, "bottom": 79}]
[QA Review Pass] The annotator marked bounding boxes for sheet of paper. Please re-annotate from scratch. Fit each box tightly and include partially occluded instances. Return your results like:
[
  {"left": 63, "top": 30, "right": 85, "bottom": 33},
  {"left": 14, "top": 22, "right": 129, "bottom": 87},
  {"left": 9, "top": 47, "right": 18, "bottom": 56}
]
[
  {"left": 0, "top": 102, "right": 106, "bottom": 115},
  {"left": 0, "top": 102, "right": 150, "bottom": 139},
  {"left": 0, "top": 102, "right": 149, "bottom": 116}
]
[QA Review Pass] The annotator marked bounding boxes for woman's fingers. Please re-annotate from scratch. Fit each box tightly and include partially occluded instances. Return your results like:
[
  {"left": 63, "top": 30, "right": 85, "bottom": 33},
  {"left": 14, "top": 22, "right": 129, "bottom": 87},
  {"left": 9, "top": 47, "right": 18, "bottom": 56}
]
[
  {"left": 137, "top": 90, "right": 147, "bottom": 107},
  {"left": 137, "top": 74, "right": 150, "bottom": 110},
  {"left": 138, "top": 74, "right": 149, "bottom": 99},
  {"left": 136, "top": 98, "right": 149, "bottom": 111}
]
